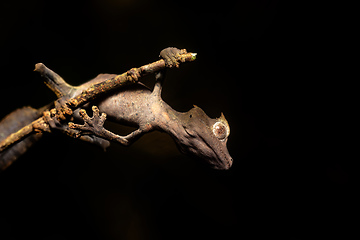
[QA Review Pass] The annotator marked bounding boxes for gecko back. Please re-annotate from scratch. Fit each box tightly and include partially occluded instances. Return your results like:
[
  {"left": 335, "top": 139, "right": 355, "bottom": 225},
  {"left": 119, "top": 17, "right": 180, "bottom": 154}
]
[{"left": 0, "top": 106, "right": 44, "bottom": 171}]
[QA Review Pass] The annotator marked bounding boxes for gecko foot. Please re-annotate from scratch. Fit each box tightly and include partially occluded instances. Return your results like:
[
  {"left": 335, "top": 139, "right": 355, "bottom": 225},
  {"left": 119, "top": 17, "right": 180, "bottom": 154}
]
[
  {"left": 43, "top": 96, "right": 75, "bottom": 134},
  {"left": 68, "top": 106, "right": 107, "bottom": 137},
  {"left": 160, "top": 47, "right": 188, "bottom": 68},
  {"left": 54, "top": 97, "right": 73, "bottom": 121},
  {"left": 69, "top": 106, "right": 137, "bottom": 146},
  {"left": 127, "top": 68, "right": 141, "bottom": 82},
  {"left": 44, "top": 110, "right": 64, "bottom": 131}
]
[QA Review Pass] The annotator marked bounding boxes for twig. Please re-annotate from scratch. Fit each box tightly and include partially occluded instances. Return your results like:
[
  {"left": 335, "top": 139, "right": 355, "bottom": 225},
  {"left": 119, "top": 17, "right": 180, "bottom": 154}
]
[{"left": 0, "top": 51, "right": 196, "bottom": 152}]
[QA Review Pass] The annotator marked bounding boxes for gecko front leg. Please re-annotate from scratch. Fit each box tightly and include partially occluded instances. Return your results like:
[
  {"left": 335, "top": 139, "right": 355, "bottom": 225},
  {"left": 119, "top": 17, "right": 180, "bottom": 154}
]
[
  {"left": 69, "top": 106, "right": 144, "bottom": 146},
  {"left": 153, "top": 47, "right": 188, "bottom": 96},
  {"left": 43, "top": 107, "right": 110, "bottom": 150}
]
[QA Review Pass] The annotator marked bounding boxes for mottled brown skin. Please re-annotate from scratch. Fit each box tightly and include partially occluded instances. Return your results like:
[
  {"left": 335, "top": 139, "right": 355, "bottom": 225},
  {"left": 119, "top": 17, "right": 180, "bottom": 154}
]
[
  {"left": 0, "top": 48, "right": 232, "bottom": 170},
  {"left": 67, "top": 48, "right": 232, "bottom": 169},
  {"left": 72, "top": 78, "right": 233, "bottom": 169}
]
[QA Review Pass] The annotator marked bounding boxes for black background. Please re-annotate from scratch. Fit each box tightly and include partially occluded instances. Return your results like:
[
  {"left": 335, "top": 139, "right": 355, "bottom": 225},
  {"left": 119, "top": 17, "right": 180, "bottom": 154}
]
[{"left": 0, "top": 0, "right": 355, "bottom": 239}]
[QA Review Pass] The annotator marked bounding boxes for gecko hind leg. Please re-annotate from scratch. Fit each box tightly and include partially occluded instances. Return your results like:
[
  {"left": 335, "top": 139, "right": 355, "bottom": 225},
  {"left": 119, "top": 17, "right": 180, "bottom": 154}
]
[
  {"left": 69, "top": 106, "right": 143, "bottom": 146},
  {"left": 34, "top": 63, "right": 75, "bottom": 98}
]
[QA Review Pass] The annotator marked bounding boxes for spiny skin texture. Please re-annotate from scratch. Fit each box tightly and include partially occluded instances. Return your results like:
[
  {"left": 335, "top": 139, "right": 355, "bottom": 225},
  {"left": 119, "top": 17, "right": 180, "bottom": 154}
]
[{"left": 0, "top": 48, "right": 232, "bottom": 170}]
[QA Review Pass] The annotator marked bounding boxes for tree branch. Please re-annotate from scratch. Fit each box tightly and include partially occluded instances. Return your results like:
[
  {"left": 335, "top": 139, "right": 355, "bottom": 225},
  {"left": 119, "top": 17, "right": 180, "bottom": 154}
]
[{"left": 0, "top": 51, "right": 196, "bottom": 152}]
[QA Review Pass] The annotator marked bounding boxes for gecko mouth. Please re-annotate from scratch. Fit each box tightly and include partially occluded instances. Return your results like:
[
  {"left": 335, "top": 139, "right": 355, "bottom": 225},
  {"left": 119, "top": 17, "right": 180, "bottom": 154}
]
[
  {"left": 195, "top": 135, "right": 233, "bottom": 170},
  {"left": 211, "top": 146, "right": 233, "bottom": 170}
]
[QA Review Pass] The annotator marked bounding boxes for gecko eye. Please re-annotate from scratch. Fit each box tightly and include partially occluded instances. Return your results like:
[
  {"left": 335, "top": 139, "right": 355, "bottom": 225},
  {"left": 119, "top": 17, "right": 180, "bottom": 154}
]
[{"left": 213, "top": 122, "right": 227, "bottom": 140}]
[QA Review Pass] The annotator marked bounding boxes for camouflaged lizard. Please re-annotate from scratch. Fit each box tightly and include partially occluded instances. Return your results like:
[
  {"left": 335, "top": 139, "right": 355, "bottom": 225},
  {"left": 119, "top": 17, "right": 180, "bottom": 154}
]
[{"left": 0, "top": 47, "right": 232, "bottom": 170}]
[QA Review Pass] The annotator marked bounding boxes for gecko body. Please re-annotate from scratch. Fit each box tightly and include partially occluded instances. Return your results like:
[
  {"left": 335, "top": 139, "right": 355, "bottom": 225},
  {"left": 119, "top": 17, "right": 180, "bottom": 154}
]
[{"left": 0, "top": 48, "right": 232, "bottom": 170}]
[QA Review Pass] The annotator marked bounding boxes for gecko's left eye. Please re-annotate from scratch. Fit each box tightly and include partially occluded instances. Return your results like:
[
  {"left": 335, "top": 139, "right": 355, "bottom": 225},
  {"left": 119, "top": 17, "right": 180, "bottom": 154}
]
[{"left": 213, "top": 122, "right": 227, "bottom": 140}]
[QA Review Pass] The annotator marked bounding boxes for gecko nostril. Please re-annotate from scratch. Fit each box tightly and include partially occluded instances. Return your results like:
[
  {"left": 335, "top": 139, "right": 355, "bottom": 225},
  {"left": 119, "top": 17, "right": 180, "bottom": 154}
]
[
  {"left": 228, "top": 158, "right": 233, "bottom": 168},
  {"left": 220, "top": 158, "right": 233, "bottom": 170}
]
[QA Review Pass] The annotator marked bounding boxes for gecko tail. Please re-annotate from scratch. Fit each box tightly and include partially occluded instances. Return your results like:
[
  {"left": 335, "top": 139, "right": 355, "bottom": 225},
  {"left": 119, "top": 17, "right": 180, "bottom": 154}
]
[
  {"left": 0, "top": 105, "right": 50, "bottom": 171},
  {"left": 34, "top": 63, "right": 76, "bottom": 98}
]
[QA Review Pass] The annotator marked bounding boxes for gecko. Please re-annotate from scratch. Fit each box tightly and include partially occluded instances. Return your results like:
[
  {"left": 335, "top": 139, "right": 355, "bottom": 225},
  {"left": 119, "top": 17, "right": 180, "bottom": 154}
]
[{"left": 0, "top": 47, "right": 232, "bottom": 170}]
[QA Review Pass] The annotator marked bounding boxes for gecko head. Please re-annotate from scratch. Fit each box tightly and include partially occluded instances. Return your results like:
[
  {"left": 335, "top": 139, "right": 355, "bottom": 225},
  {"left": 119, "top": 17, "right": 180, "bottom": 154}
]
[{"left": 175, "top": 105, "right": 233, "bottom": 170}]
